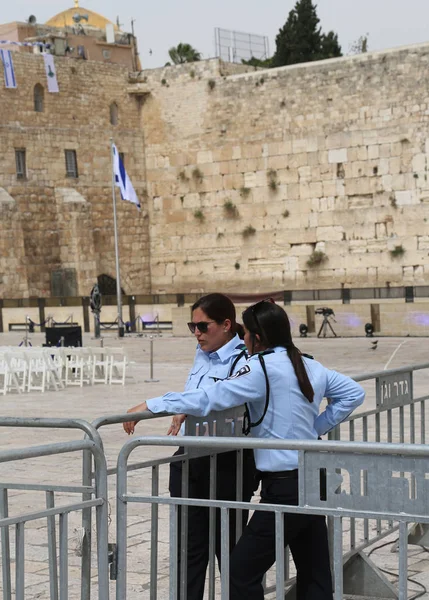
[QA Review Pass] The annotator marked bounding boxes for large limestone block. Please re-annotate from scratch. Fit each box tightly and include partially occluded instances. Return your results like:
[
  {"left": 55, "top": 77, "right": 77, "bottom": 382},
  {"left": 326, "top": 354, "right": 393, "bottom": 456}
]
[
  {"left": 55, "top": 188, "right": 87, "bottom": 203},
  {"left": 197, "top": 150, "right": 213, "bottom": 164},
  {"left": 316, "top": 226, "right": 344, "bottom": 242},
  {"left": 394, "top": 190, "right": 419, "bottom": 205},
  {"left": 328, "top": 148, "right": 348, "bottom": 164},
  {"left": 0, "top": 188, "right": 15, "bottom": 203}
]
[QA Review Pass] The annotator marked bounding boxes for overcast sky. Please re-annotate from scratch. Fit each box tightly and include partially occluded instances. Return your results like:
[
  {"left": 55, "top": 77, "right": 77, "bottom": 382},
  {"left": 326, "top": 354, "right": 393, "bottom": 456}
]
[{"left": 3, "top": 0, "right": 429, "bottom": 68}]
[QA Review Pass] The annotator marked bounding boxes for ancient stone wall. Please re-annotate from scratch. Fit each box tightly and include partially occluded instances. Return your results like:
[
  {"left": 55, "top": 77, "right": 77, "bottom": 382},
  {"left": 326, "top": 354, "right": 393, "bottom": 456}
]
[
  {"left": 0, "top": 52, "right": 150, "bottom": 298},
  {"left": 139, "top": 50, "right": 429, "bottom": 293},
  {"left": 2, "top": 46, "right": 429, "bottom": 299}
]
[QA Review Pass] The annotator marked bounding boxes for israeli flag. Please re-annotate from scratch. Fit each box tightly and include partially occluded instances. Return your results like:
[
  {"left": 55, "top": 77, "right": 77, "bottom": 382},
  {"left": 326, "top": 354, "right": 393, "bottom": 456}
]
[
  {"left": 0, "top": 49, "right": 17, "bottom": 89},
  {"left": 112, "top": 143, "right": 141, "bottom": 210}
]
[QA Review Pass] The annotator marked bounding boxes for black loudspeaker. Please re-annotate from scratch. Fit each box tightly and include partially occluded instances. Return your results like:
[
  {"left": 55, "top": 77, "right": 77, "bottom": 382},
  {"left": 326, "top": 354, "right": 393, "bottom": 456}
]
[{"left": 45, "top": 326, "right": 82, "bottom": 347}]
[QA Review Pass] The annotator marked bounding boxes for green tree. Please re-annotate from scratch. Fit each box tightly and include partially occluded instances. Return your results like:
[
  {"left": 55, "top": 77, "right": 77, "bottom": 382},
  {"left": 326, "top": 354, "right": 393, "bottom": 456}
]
[
  {"left": 168, "top": 43, "right": 202, "bottom": 64},
  {"left": 271, "top": 0, "right": 342, "bottom": 67},
  {"left": 241, "top": 56, "right": 273, "bottom": 68},
  {"left": 320, "top": 31, "right": 342, "bottom": 59}
]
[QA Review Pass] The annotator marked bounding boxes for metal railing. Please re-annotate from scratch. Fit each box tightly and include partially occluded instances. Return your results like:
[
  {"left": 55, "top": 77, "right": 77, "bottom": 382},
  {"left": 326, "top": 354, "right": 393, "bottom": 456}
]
[
  {"left": 0, "top": 433, "right": 109, "bottom": 600},
  {"left": 88, "top": 361, "right": 429, "bottom": 599},
  {"left": 115, "top": 435, "right": 429, "bottom": 600},
  {"left": 1, "top": 361, "right": 428, "bottom": 599}
]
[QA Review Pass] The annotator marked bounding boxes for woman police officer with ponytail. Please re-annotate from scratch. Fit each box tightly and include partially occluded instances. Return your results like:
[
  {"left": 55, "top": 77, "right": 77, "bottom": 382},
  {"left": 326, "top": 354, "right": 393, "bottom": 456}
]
[{"left": 125, "top": 299, "right": 365, "bottom": 599}]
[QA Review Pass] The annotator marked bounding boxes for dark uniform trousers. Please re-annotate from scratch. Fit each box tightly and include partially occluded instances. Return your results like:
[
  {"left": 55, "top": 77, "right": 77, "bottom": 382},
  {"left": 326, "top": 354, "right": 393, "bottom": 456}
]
[
  {"left": 229, "top": 471, "right": 333, "bottom": 600},
  {"left": 169, "top": 447, "right": 258, "bottom": 600}
]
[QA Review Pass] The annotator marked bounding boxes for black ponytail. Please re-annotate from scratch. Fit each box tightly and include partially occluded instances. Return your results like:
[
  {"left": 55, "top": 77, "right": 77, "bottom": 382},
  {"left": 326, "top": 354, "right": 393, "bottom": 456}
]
[
  {"left": 285, "top": 344, "right": 314, "bottom": 403},
  {"left": 242, "top": 302, "right": 314, "bottom": 403}
]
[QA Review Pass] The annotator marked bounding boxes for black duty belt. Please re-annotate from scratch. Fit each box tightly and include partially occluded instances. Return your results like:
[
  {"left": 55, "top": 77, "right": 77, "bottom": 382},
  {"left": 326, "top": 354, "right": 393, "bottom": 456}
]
[{"left": 259, "top": 469, "right": 298, "bottom": 480}]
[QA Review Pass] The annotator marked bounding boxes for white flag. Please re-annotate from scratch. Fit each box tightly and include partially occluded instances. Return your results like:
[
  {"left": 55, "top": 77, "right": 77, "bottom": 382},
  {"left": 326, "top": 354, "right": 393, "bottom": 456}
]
[
  {"left": 0, "top": 49, "right": 17, "bottom": 89},
  {"left": 112, "top": 144, "right": 141, "bottom": 210},
  {"left": 42, "top": 53, "right": 59, "bottom": 93}
]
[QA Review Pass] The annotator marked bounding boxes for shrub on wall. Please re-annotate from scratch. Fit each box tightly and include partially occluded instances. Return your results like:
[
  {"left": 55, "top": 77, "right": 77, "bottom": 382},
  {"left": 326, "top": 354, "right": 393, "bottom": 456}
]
[
  {"left": 306, "top": 251, "right": 328, "bottom": 267},
  {"left": 192, "top": 167, "right": 203, "bottom": 183},
  {"left": 390, "top": 245, "right": 405, "bottom": 258},
  {"left": 242, "top": 225, "right": 256, "bottom": 238},
  {"left": 267, "top": 169, "right": 279, "bottom": 191},
  {"left": 194, "top": 209, "right": 205, "bottom": 222},
  {"left": 224, "top": 200, "right": 239, "bottom": 218}
]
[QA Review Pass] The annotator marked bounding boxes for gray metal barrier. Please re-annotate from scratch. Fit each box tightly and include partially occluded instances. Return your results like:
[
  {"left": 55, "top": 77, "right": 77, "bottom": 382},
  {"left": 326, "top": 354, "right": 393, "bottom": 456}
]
[
  {"left": 2, "top": 361, "right": 428, "bottom": 599},
  {"left": 327, "top": 362, "right": 429, "bottom": 587},
  {"left": 115, "top": 435, "right": 429, "bottom": 600},
  {"left": 0, "top": 418, "right": 109, "bottom": 600}
]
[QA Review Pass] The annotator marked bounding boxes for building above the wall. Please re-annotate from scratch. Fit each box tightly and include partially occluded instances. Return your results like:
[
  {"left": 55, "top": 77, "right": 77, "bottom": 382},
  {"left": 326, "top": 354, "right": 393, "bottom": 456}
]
[{"left": 0, "top": 1, "right": 140, "bottom": 70}]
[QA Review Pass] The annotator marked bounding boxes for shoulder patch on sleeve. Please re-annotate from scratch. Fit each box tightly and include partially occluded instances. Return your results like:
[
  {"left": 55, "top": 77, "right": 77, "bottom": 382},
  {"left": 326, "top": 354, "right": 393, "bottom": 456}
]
[{"left": 227, "top": 364, "right": 251, "bottom": 379}]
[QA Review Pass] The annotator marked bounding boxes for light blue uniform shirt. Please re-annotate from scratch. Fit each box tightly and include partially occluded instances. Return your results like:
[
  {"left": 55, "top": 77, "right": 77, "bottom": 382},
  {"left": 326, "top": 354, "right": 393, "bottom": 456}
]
[
  {"left": 184, "top": 334, "right": 247, "bottom": 392},
  {"left": 178, "top": 334, "right": 247, "bottom": 434},
  {"left": 147, "top": 347, "right": 365, "bottom": 471}
]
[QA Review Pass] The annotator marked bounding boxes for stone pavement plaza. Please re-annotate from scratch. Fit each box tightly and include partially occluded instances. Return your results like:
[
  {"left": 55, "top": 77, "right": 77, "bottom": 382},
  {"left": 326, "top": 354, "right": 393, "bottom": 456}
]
[{"left": 0, "top": 331, "right": 429, "bottom": 599}]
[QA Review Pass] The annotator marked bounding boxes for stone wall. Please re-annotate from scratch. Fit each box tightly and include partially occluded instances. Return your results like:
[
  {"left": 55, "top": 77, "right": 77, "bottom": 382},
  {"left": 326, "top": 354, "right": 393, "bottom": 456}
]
[
  {"left": 139, "top": 50, "right": 429, "bottom": 293},
  {"left": 0, "top": 52, "right": 150, "bottom": 298},
  {"left": 2, "top": 46, "right": 429, "bottom": 300}
]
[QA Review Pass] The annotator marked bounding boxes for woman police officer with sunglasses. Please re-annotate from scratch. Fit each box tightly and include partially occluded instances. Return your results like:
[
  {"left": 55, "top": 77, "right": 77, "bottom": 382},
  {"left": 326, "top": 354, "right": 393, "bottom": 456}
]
[
  {"left": 125, "top": 293, "right": 257, "bottom": 600},
  {"left": 125, "top": 299, "right": 365, "bottom": 599}
]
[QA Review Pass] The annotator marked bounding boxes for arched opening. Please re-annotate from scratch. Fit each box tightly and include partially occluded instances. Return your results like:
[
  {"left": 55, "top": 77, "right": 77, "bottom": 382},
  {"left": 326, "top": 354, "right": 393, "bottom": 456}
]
[
  {"left": 34, "top": 83, "right": 44, "bottom": 112},
  {"left": 97, "top": 274, "right": 125, "bottom": 296},
  {"left": 109, "top": 102, "right": 119, "bottom": 125}
]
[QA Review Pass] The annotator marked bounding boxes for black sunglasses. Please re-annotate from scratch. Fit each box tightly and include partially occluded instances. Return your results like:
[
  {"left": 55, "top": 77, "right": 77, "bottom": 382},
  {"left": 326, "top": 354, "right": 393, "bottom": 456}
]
[
  {"left": 187, "top": 320, "right": 217, "bottom": 334},
  {"left": 249, "top": 297, "right": 275, "bottom": 331}
]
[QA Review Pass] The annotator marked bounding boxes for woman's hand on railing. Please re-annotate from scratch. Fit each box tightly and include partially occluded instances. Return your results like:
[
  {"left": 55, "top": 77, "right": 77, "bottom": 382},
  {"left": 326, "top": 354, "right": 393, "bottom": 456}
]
[
  {"left": 123, "top": 402, "right": 148, "bottom": 435},
  {"left": 167, "top": 414, "right": 186, "bottom": 436}
]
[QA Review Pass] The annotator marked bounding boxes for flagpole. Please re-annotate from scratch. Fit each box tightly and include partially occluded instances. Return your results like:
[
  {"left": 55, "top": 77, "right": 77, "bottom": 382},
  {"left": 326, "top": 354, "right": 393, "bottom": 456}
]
[{"left": 110, "top": 138, "right": 124, "bottom": 338}]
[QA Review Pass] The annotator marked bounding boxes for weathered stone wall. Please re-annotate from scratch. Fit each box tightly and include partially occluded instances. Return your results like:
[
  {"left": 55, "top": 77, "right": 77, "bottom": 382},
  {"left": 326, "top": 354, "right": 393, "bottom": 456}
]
[
  {"left": 0, "top": 52, "right": 150, "bottom": 298},
  {"left": 2, "top": 47, "right": 429, "bottom": 299},
  {"left": 139, "top": 50, "right": 429, "bottom": 293}
]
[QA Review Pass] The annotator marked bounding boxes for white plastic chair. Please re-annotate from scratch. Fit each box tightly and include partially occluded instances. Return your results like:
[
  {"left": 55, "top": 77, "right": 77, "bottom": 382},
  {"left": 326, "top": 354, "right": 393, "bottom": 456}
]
[
  {"left": 0, "top": 353, "right": 9, "bottom": 395},
  {"left": 0, "top": 351, "right": 23, "bottom": 395},
  {"left": 65, "top": 348, "right": 93, "bottom": 387},
  {"left": 108, "top": 348, "right": 127, "bottom": 385},
  {"left": 90, "top": 348, "right": 111, "bottom": 384},
  {"left": 27, "top": 350, "right": 48, "bottom": 392},
  {"left": 48, "top": 347, "right": 68, "bottom": 385},
  {"left": 42, "top": 350, "right": 65, "bottom": 391},
  {"left": 7, "top": 350, "right": 29, "bottom": 393}
]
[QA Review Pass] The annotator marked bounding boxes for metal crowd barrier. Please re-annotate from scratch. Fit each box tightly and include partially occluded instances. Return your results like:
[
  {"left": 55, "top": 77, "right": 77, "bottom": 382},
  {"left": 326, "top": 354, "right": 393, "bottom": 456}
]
[
  {"left": 85, "top": 361, "right": 429, "bottom": 599},
  {"left": 328, "top": 362, "right": 429, "bottom": 572},
  {"left": 1, "top": 361, "right": 429, "bottom": 599},
  {"left": 0, "top": 440, "right": 109, "bottom": 600},
  {"left": 0, "top": 418, "right": 108, "bottom": 600},
  {"left": 115, "top": 435, "right": 429, "bottom": 600}
]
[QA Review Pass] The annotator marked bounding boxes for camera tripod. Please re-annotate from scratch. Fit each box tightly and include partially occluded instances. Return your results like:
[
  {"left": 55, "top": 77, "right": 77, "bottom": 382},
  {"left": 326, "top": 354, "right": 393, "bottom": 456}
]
[{"left": 317, "top": 315, "right": 337, "bottom": 338}]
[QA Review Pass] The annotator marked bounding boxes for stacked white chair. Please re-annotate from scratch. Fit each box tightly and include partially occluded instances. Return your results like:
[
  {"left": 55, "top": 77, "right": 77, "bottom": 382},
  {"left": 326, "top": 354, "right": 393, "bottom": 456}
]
[
  {"left": 7, "top": 350, "right": 29, "bottom": 393},
  {"left": 0, "top": 350, "right": 23, "bottom": 394},
  {"left": 64, "top": 347, "right": 93, "bottom": 387},
  {"left": 108, "top": 347, "right": 128, "bottom": 385},
  {"left": 27, "top": 349, "right": 65, "bottom": 393},
  {"left": 91, "top": 347, "right": 110, "bottom": 384},
  {"left": 0, "top": 344, "right": 129, "bottom": 392}
]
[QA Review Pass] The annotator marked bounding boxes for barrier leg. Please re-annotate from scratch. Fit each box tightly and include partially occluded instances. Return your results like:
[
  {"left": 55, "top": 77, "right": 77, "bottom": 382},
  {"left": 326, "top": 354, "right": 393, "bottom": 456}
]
[{"left": 81, "top": 449, "right": 92, "bottom": 600}]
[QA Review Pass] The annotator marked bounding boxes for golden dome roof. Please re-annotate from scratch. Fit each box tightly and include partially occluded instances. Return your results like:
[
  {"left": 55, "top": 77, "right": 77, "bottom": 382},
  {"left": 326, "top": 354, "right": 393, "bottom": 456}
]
[{"left": 45, "top": 1, "right": 118, "bottom": 30}]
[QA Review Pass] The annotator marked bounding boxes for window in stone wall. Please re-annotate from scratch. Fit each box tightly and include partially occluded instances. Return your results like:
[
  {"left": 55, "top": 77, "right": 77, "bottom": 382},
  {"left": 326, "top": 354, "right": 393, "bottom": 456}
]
[
  {"left": 15, "top": 149, "right": 26, "bottom": 180},
  {"left": 110, "top": 102, "right": 119, "bottom": 125},
  {"left": 65, "top": 149, "right": 78, "bottom": 178},
  {"left": 34, "top": 83, "right": 44, "bottom": 112}
]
